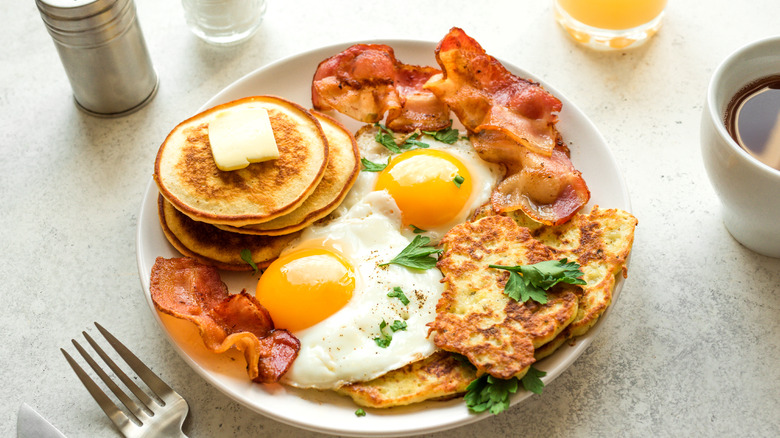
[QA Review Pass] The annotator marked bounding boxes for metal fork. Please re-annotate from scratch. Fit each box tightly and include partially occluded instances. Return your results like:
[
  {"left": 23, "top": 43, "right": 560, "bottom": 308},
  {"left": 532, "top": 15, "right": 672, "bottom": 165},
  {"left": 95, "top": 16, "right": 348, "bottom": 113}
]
[{"left": 61, "top": 322, "right": 189, "bottom": 438}]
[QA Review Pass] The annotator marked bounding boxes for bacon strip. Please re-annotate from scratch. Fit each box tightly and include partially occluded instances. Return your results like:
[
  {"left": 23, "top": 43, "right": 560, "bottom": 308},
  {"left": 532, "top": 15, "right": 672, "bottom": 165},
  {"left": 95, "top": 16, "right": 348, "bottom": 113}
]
[
  {"left": 312, "top": 44, "right": 451, "bottom": 132},
  {"left": 424, "top": 27, "right": 562, "bottom": 157},
  {"left": 424, "top": 28, "right": 589, "bottom": 224},
  {"left": 472, "top": 130, "right": 590, "bottom": 225},
  {"left": 150, "top": 257, "right": 299, "bottom": 383}
]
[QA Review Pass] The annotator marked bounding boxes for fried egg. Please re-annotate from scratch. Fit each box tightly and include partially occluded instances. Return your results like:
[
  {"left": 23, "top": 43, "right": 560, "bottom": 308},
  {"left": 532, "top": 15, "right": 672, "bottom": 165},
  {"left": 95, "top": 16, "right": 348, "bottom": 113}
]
[
  {"left": 257, "top": 191, "right": 443, "bottom": 389},
  {"left": 255, "top": 128, "right": 503, "bottom": 389},
  {"left": 342, "top": 127, "right": 504, "bottom": 242}
]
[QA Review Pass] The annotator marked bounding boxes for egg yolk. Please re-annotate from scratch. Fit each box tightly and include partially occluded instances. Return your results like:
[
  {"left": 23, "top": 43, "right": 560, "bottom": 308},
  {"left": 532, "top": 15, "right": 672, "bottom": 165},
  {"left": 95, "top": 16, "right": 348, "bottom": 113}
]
[
  {"left": 256, "top": 248, "right": 355, "bottom": 332},
  {"left": 375, "top": 149, "right": 473, "bottom": 229}
]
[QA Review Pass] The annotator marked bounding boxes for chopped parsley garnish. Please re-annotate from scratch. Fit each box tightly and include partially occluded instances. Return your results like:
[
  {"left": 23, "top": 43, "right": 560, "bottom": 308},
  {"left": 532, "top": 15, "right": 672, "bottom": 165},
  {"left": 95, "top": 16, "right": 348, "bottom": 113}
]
[
  {"left": 360, "top": 157, "right": 388, "bottom": 172},
  {"left": 464, "top": 366, "right": 547, "bottom": 415},
  {"left": 374, "top": 121, "right": 463, "bottom": 155},
  {"left": 401, "top": 132, "right": 429, "bottom": 150},
  {"left": 374, "top": 124, "right": 430, "bottom": 152},
  {"left": 374, "top": 124, "right": 401, "bottom": 153},
  {"left": 373, "top": 319, "right": 407, "bottom": 348},
  {"left": 379, "top": 235, "right": 442, "bottom": 270},
  {"left": 489, "top": 258, "right": 586, "bottom": 304},
  {"left": 423, "top": 122, "right": 460, "bottom": 144},
  {"left": 453, "top": 174, "right": 465, "bottom": 187},
  {"left": 387, "top": 286, "right": 410, "bottom": 305},
  {"left": 374, "top": 320, "right": 392, "bottom": 348},
  {"left": 240, "top": 249, "right": 259, "bottom": 275},
  {"left": 409, "top": 224, "right": 426, "bottom": 234},
  {"left": 355, "top": 408, "right": 366, "bottom": 417},
  {"left": 389, "top": 320, "right": 407, "bottom": 332}
]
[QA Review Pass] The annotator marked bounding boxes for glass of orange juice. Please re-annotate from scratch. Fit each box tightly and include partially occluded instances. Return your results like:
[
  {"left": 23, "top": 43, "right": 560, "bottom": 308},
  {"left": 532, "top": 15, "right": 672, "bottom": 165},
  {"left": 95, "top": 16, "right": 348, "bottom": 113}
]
[{"left": 554, "top": 0, "right": 668, "bottom": 50}]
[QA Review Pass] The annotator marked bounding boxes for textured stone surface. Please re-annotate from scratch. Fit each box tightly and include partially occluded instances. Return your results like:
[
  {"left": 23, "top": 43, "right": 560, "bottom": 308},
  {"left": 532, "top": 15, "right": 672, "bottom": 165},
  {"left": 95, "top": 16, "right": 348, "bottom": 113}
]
[{"left": 2, "top": 1, "right": 779, "bottom": 437}]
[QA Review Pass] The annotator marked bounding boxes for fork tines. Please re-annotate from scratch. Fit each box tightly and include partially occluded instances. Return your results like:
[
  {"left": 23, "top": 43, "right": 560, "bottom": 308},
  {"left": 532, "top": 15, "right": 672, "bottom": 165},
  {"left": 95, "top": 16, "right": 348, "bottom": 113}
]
[{"left": 61, "top": 322, "right": 188, "bottom": 437}]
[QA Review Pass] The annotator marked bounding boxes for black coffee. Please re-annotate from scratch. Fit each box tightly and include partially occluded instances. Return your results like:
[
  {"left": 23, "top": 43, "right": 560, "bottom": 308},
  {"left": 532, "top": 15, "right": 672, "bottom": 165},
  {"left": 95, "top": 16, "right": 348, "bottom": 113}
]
[{"left": 724, "top": 75, "right": 780, "bottom": 170}]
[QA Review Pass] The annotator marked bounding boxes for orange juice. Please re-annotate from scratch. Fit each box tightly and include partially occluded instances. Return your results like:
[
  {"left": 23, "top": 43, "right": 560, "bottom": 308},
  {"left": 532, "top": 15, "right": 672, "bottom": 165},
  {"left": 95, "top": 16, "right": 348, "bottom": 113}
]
[
  {"left": 554, "top": 0, "right": 667, "bottom": 49},
  {"left": 557, "top": 0, "right": 667, "bottom": 30}
]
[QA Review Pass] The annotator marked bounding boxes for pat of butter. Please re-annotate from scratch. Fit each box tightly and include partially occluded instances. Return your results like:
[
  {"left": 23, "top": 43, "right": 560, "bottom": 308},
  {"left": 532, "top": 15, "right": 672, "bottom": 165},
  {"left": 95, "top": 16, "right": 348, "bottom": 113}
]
[{"left": 208, "top": 107, "right": 279, "bottom": 171}]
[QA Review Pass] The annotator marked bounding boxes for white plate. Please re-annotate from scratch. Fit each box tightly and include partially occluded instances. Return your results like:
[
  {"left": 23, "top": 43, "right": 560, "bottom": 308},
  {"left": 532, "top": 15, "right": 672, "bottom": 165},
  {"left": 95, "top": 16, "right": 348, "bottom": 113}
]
[{"left": 136, "top": 39, "right": 631, "bottom": 437}]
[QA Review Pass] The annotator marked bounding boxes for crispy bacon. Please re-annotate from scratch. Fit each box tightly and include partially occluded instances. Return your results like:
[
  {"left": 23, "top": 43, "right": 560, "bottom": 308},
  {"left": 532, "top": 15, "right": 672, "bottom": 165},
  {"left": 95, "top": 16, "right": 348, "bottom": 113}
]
[
  {"left": 312, "top": 29, "right": 589, "bottom": 223},
  {"left": 472, "top": 130, "right": 590, "bottom": 225},
  {"left": 387, "top": 64, "right": 451, "bottom": 132},
  {"left": 424, "top": 27, "right": 562, "bottom": 157},
  {"left": 312, "top": 44, "right": 451, "bottom": 132},
  {"left": 150, "top": 257, "right": 299, "bottom": 383},
  {"left": 424, "top": 28, "right": 589, "bottom": 224}
]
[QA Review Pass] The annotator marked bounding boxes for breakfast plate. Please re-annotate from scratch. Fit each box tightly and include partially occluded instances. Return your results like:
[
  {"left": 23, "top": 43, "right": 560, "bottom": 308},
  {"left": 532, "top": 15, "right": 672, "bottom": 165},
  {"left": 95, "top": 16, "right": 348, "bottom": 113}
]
[{"left": 136, "top": 39, "right": 631, "bottom": 436}]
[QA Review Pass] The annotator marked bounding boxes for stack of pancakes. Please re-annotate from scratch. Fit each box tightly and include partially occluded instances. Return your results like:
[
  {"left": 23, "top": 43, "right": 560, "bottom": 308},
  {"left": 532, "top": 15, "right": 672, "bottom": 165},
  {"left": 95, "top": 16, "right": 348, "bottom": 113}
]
[{"left": 154, "top": 96, "right": 360, "bottom": 271}]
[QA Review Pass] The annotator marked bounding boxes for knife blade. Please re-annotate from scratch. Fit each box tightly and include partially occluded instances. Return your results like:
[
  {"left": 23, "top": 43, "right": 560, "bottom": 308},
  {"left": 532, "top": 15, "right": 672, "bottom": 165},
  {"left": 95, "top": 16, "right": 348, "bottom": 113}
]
[{"left": 17, "top": 403, "right": 67, "bottom": 438}]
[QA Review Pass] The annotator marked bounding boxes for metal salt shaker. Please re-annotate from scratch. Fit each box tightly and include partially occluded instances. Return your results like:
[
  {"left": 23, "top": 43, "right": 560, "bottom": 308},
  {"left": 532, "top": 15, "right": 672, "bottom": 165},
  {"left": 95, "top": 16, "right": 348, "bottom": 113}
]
[{"left": 36, "top": 0, "right": 159, "bottom": 117}]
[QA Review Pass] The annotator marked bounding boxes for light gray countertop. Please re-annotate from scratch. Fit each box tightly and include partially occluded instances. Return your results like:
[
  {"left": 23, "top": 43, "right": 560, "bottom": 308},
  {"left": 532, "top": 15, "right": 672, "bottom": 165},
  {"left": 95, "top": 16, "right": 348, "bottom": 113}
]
[{"left": 2, "top": 1, "right": 779, "bottom": 437}]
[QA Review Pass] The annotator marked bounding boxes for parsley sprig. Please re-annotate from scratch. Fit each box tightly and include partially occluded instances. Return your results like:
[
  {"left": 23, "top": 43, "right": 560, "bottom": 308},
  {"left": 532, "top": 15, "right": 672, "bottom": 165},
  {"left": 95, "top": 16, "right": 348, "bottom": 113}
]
[
  {"left": 465, "top": 375, "right": 517, "bottom": 415},
  {"left": 521, "top": 366, "right": 547, "bottom": 394},
  {"left": 489, "top": 258, "right": 586, "bottom": 304},
  {"left": 464, "top": 366, "right": 547, "bottom": 415},
  {"left": 379, "top": 235, "right": 442, "bottom": 270}
]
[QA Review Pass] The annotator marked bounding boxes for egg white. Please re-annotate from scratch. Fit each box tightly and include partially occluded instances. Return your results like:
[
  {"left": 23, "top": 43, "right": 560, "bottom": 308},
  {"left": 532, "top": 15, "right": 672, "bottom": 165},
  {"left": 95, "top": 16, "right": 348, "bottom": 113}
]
[{"left": 279, "top": 191, "right": 444, "bottom": 389}]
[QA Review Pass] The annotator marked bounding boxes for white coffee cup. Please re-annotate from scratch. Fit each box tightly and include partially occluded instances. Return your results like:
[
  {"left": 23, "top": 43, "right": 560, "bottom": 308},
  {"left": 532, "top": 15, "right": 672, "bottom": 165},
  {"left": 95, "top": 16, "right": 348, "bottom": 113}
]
[{"left": 701, "top": 36, "right": 780, "bottom": 258}]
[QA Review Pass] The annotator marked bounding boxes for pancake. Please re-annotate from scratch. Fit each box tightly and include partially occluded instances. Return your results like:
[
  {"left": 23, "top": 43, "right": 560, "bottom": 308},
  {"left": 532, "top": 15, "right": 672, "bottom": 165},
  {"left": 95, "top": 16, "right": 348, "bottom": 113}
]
[
  {"left": 154, "top": 95, "right": 328, "bottom": 227},
  {"left": 335, "top": 351, "right": 476, "bottom": 408},
  {"left": 216, "top": 112, "right": 360, "bottom": 236},
  {"left": 430, "top": 214, "right": 581, "bottom": 380},
  {"left": 158, "top": 196, "right": 300, "bottom": 271}
]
